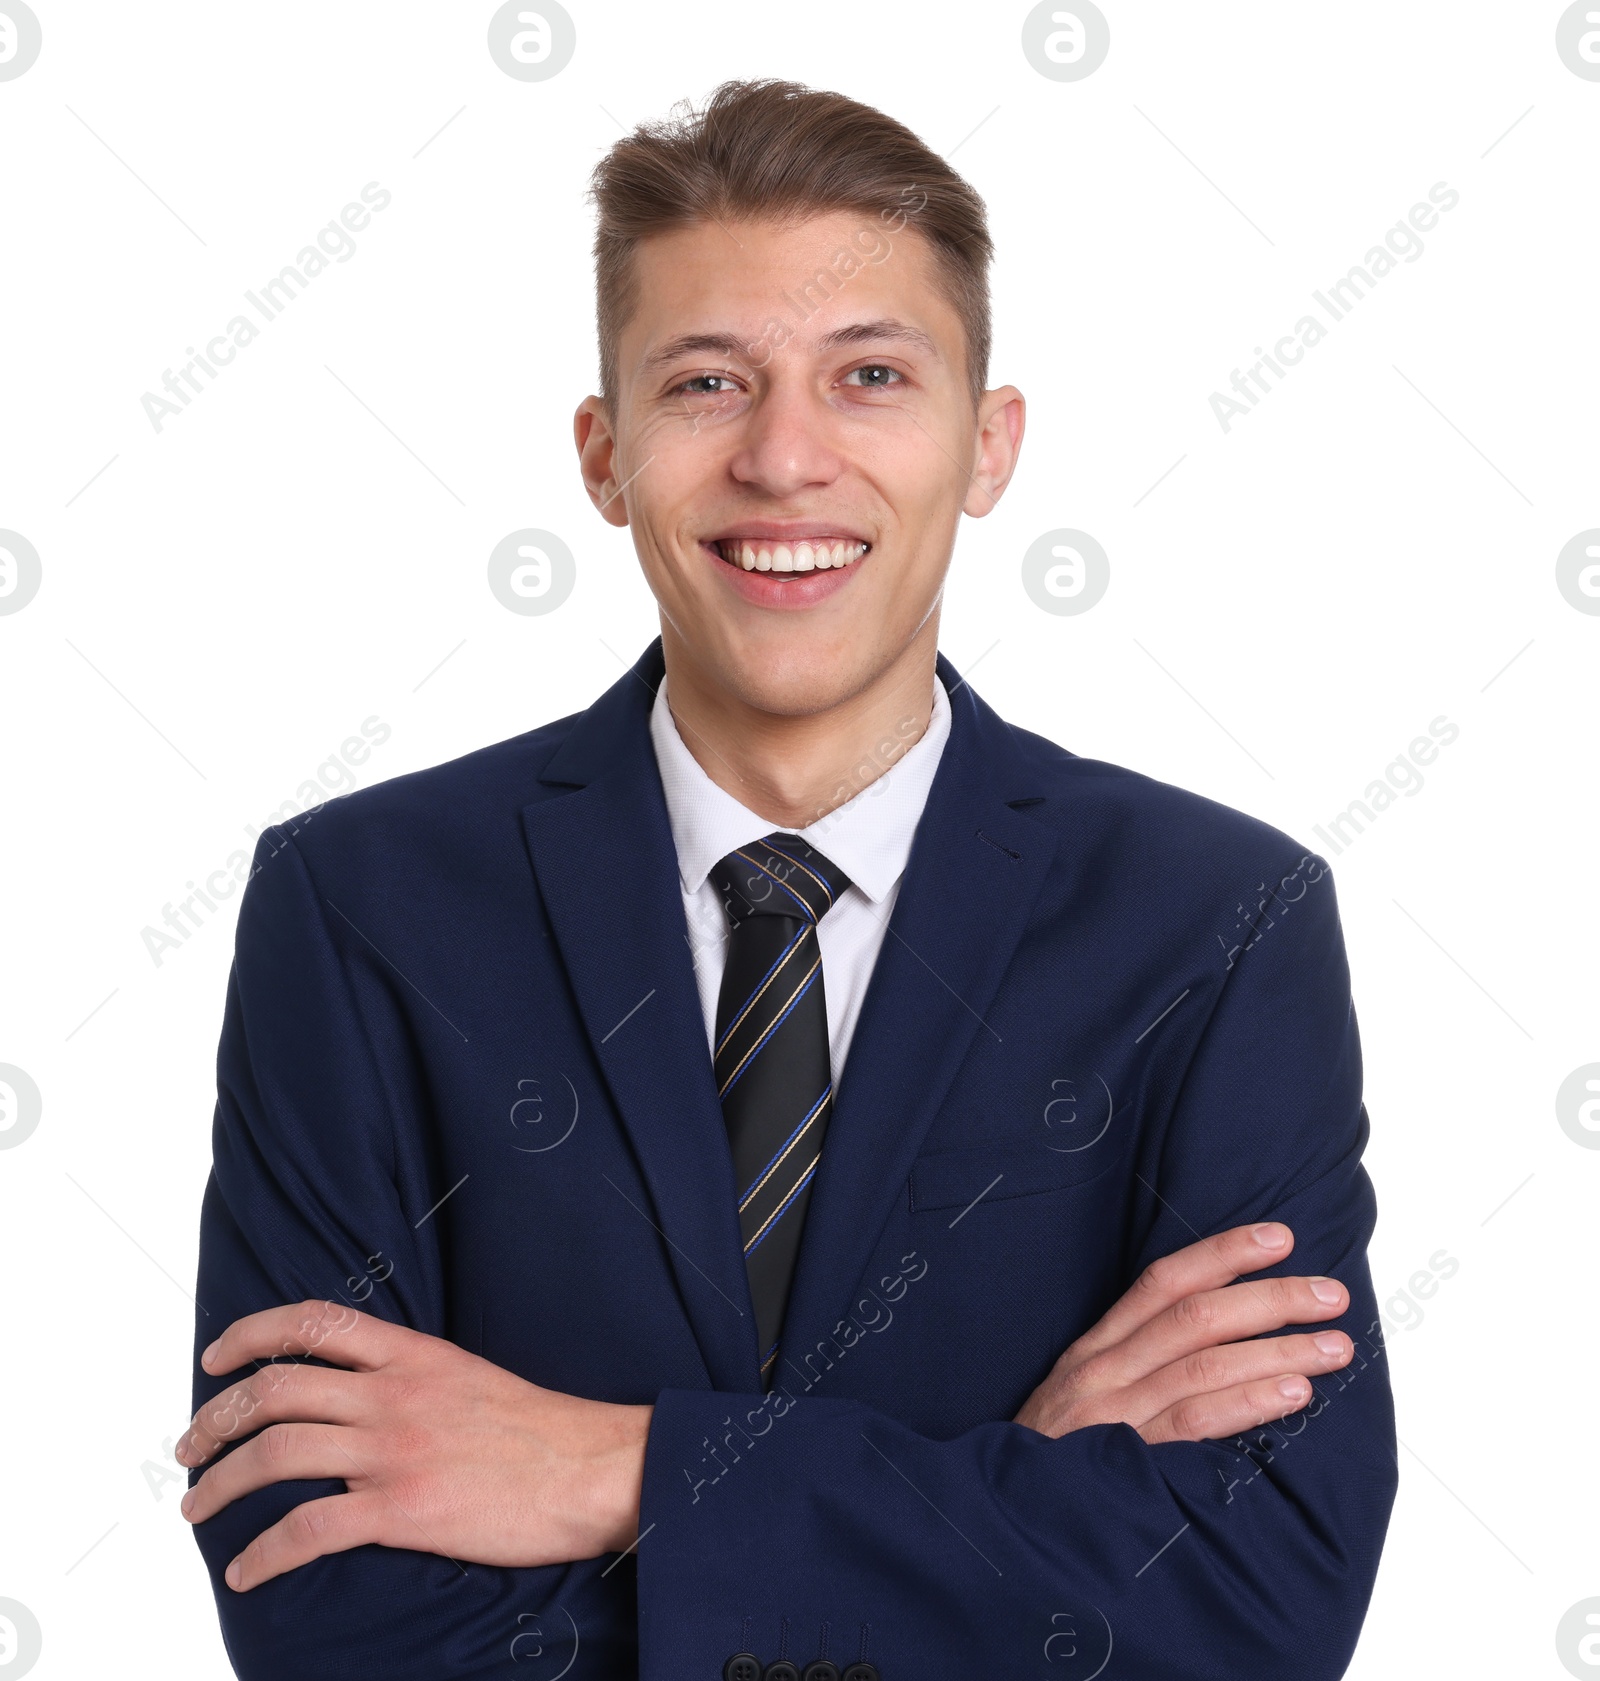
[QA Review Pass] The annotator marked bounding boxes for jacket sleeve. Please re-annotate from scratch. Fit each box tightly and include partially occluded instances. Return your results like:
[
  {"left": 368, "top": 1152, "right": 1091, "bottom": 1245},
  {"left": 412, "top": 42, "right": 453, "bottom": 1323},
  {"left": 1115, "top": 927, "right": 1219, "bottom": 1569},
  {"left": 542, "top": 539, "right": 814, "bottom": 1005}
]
[
  {"left": 190, "top": 827, "right": 632, "bottom": 1680},
  {"left": 634, "top": 853, "right": 1397, "bottom": 1681}
]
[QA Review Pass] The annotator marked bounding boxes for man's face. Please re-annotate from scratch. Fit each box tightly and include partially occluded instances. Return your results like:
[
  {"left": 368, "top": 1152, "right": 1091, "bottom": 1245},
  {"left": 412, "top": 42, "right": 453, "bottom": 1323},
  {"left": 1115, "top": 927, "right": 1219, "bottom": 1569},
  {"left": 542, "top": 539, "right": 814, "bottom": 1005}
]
[{"left": 576, "top": 211, "right": 1023, "bottom": 717}]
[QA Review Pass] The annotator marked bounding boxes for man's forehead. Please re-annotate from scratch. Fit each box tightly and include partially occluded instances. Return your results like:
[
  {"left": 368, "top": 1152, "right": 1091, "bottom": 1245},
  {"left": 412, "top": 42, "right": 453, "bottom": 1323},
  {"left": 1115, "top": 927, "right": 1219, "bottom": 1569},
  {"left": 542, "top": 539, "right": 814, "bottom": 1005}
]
[{"left": 623, "top": 215, "right": 957, "bottom": 373}]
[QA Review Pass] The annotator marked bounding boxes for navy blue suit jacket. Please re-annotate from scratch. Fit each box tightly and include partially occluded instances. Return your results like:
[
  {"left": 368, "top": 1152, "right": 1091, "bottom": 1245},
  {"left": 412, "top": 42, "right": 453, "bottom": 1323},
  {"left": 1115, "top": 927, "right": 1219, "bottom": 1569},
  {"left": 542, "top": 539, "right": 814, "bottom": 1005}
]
[{"left": 192, "top": 639, "right": 1396, "bottom": 1680}]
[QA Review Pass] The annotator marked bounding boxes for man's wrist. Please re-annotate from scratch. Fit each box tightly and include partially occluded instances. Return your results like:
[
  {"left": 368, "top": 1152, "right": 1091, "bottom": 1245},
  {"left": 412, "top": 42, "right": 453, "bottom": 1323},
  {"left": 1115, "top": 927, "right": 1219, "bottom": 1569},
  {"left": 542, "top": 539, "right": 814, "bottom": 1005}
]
[{"left": 599, "top": 1402, "right": 654, "bottom": 1554}]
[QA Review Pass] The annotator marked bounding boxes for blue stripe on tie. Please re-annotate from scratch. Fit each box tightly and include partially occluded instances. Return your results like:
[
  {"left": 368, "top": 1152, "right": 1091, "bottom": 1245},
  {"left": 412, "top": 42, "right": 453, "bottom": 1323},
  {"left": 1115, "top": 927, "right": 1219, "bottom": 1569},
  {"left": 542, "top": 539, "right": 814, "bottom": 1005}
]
[
  {"left": 739, "top": 1087, "right": 830, "bottom": 1206},
  {"left": 714, "top": 922, "right": 810, "bottom": 1061},
  {"left": 733, "top": 848, "right": 816, "bottom": 922},
  {"left": 764, "top": 840, "right": 838, "bottom": 907},
  {"left": 745, "top": 1156, "right": 819, "bottom": 1255},
  {"left": 719, "top": 965, "right": 819, "bottom": 1099}
]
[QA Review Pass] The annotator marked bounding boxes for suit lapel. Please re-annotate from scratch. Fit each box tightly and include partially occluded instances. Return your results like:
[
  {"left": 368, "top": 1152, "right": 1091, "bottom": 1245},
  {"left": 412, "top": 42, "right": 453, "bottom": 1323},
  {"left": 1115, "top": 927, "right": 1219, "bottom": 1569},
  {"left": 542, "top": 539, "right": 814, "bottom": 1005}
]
[
  {"left": 778, "top": 661, "right": 1058, "bottom": 1370},
  {"left": 519, "top": 643, "right": 1058, "bottom": 1396},
  {"left": 519, "top": 644, "right": 758, "bottom": 1390}
]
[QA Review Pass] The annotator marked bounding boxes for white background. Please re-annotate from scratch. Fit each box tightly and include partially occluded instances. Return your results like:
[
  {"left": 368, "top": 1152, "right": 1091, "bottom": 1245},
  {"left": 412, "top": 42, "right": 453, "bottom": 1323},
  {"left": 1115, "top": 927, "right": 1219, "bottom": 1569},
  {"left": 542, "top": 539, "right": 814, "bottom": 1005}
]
[{"left": 1, "top": 3, "right": 1596, "bottom": 1676}]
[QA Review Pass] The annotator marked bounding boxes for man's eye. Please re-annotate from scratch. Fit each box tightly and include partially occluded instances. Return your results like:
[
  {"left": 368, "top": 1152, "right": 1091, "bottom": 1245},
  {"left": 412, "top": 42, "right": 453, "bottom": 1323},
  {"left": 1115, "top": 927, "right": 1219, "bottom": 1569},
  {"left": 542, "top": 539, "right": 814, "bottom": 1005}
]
[
  {"left": 842, "top": 364, "right": 902, "bottom": 388},
  {"left": 675, "top": 374, "right": 738, "bottom": 396}
]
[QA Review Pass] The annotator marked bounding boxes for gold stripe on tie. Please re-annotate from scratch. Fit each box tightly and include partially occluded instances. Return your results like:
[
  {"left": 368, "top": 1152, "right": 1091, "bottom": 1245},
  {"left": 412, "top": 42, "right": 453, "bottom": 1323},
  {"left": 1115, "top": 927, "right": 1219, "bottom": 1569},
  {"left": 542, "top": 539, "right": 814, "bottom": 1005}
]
[
  {"left": 738, "top": 1089, "right": 831, "bottom": 1215},
  {"left": 731, "top": 848, "right": 826, "bottom": 919},
  {"left": 715, "top": 954, "right": 821, "bottom": 1098},
  {"left": 765, "top": 846, "right": 837, "bottom": 911},
  {"left": 742, "top": 1154, "right": 821, "bottom": 1256},
  {"left": 712, "top": 923, "right": 813, "bottom": 1061}
]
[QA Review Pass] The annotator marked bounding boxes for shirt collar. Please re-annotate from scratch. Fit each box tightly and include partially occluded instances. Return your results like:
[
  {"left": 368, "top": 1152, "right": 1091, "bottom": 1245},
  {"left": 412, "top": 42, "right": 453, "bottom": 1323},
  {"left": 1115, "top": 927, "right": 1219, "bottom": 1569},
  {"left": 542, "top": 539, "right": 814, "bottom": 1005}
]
[{"left": 649, "top": 671, "right": 952, "bottom": 905}]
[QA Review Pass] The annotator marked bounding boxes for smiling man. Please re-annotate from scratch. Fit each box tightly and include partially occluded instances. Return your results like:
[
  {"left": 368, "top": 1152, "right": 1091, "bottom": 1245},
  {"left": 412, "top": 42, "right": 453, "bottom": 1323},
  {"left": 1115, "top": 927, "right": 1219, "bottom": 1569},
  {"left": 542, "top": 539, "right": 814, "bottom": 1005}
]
[{"left": 183, "top": 81, "right": 1396, "bottom": 1681}]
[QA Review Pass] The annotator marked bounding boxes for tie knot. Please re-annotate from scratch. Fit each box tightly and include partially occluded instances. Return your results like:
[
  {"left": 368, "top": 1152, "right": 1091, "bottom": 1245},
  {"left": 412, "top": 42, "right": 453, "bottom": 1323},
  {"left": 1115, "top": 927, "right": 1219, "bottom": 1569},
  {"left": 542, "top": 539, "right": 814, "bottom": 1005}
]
[{"left": 709, "top": 833, "right": 851, "bottom": 928}]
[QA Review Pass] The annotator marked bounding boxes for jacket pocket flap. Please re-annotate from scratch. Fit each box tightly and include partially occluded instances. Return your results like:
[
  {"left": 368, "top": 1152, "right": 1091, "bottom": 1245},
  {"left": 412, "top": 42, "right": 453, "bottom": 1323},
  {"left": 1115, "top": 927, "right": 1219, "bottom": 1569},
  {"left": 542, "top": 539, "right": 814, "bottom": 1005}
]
[{"left": 908, "top": 1137, "right": 1117, "bottom": 1212}]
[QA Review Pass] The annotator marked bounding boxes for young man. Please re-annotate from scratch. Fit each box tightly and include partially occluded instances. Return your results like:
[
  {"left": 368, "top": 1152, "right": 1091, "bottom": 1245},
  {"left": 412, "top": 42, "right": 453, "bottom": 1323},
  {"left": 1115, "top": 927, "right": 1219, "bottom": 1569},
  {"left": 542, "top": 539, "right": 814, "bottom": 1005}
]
[{"left": 181, "top": 81, "right": 1395, "bottom": 1681}]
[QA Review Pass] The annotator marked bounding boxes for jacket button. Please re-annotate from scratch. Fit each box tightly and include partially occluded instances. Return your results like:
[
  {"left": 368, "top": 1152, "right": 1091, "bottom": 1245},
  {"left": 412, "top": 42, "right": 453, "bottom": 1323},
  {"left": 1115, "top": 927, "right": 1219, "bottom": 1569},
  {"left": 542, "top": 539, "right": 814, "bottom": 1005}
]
[
  {"left": 723, "top": 1657, "right": 761, "bottom": 1681},
  {"left": 763, "top": 1665, "right": 801, "bottom": 1681},
  {"left": 801, "top": 1664, "right": 841, "bottom": 1681},
  {"left": 841, "top": 1666, "right": 880, "bottom": 1681}
]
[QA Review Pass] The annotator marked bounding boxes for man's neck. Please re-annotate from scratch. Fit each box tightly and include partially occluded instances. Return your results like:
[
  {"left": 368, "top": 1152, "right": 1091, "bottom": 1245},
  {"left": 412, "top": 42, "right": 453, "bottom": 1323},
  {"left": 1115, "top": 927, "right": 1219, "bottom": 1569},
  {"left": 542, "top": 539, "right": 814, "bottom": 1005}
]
[{"left": 659, "top": 624, "right": 940, "bottom": 831}]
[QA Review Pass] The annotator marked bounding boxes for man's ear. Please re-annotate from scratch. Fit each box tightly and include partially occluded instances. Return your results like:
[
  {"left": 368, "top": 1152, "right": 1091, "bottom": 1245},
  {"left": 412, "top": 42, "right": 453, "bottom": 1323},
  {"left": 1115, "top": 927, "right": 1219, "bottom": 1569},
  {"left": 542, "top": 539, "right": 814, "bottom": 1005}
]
[
  {"left": 964, "top": 385, "right": 1026, "bottom": 517},
  {"left": 574, "top": 396, "right": 632, "bottom": 528}
]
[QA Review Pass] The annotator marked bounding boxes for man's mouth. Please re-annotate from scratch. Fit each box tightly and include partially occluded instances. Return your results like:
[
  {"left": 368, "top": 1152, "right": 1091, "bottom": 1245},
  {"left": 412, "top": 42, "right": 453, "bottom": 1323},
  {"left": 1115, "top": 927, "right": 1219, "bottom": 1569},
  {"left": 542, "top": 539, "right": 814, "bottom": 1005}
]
[{"left": 707, "top": 537, "right": 871, "bottom": 573}]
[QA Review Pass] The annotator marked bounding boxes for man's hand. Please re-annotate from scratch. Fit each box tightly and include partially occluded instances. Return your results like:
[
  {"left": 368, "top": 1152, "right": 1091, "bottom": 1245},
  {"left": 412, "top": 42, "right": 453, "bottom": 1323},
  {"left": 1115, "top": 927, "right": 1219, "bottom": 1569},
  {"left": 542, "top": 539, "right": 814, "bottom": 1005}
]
[
  {"left": 175, "top": 1301, "right": 652, "bottom": 1592},
  {"left": 1014, "top": 1222, "right": 1353, "bottom": 1443}
]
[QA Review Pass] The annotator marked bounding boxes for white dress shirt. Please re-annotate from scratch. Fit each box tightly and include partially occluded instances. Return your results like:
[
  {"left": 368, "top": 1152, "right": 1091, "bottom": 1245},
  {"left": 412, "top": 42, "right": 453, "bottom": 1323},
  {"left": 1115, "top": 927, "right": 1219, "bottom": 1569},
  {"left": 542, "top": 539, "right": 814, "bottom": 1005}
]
[{"left": 649, "top": 674, "right": 952, "bottom": 1090}]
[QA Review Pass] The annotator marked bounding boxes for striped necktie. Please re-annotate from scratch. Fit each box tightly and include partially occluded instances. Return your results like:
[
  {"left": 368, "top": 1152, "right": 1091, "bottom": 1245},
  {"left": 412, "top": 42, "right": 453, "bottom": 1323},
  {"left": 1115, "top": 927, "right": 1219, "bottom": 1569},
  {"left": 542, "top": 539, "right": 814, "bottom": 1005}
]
[{"left": 708, "top": 832, "right": 851, "bottom": 1388}]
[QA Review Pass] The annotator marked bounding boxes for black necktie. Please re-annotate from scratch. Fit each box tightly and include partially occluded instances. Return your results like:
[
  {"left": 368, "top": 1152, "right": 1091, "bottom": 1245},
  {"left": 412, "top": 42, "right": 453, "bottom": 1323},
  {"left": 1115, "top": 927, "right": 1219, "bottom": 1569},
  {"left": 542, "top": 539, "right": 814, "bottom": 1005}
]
[{"left": 707, "top": 832, "right": 851, "bottom": 1387}]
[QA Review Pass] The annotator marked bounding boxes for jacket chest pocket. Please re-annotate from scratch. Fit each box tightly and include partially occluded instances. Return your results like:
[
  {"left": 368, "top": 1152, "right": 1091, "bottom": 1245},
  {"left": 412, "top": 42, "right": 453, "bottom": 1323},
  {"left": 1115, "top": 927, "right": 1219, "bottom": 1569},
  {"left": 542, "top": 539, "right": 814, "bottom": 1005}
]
[{"left": 907, "top": 1133, "right": 1122, "bottom": 1213}]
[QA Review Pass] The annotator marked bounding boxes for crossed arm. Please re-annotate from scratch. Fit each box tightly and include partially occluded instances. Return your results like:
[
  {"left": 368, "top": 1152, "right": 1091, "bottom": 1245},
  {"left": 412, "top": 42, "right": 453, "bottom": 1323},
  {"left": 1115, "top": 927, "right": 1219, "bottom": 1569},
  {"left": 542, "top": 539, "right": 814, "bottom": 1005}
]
[
  {"left": 193, "top": 826, "right": 1393, "bottom": 1676},
  {"left": 177, "top": 1219, "right": 1356, "bottom": 1592}
]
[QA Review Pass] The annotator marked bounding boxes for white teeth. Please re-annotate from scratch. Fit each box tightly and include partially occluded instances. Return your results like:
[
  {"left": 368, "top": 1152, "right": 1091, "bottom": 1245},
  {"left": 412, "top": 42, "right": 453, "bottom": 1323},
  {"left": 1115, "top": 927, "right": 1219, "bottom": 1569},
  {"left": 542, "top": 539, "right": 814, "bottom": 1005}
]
[{"left": 716, "top": 538, "right": 869, "bottom": 572}]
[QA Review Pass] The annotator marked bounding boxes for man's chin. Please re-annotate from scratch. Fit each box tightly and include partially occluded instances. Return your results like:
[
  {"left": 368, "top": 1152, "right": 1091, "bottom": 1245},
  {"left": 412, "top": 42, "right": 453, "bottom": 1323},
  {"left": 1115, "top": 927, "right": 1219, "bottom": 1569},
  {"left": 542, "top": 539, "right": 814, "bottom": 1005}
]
[
  {"left": 693, "top": 639, "right": 887, "bottom": 721},
  {"left": 758, "top": 647, "right": 946, "bottom": 728},
  {"left": 660, "top": 601, "right": 940, "bottom": 723},
  {"left": 720, "top": 667, "right": 869, "bottom": 721}
]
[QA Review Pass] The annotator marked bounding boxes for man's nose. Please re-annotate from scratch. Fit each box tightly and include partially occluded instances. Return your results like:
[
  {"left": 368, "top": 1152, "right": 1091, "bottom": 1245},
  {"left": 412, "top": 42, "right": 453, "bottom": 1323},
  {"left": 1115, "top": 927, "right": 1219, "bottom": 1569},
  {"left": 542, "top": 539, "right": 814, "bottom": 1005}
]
[{"left": 727, "top": 382, "right": 844, "bottom": 497}]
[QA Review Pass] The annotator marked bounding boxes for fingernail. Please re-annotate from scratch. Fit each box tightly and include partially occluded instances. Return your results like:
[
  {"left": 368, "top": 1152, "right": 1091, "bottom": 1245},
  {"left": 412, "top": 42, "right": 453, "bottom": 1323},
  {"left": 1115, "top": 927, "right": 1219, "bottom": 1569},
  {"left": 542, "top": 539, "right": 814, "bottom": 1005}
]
[
  {"left": 201, "top": 1340, "right": 221, "bottom": 1370},
  {"left": 1310, "top": 1277, "right": 1343, "bottom": 1304},
  {"left": 1252, "top": 1222, "right": 1289, "bottom": 1249},
  {"left": 226, "top": 1559, "right": 243, "bottom": 1590},
  {"left": 1278, "top": 1377, "right": 1309, "bottom": 1401},
  {"left": 174, "top": 1434, "right": 192, "bottom": 1465},
  {"left": 1314, "top": 1332, "right": 1347, "bottom": 1356},
  {"left": 181, "top": 1490, "right": 195, "bottom": 1519}
]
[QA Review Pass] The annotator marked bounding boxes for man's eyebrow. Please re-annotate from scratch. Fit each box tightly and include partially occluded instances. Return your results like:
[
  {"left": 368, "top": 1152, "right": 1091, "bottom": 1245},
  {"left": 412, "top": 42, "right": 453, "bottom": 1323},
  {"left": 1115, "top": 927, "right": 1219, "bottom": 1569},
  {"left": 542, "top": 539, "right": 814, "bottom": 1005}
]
[
  {"left": 814, "top": 318, "right": 941, "bottom": 359},
  {"left": 638, "top": 332, "right": 747, "bottom": 376}
]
